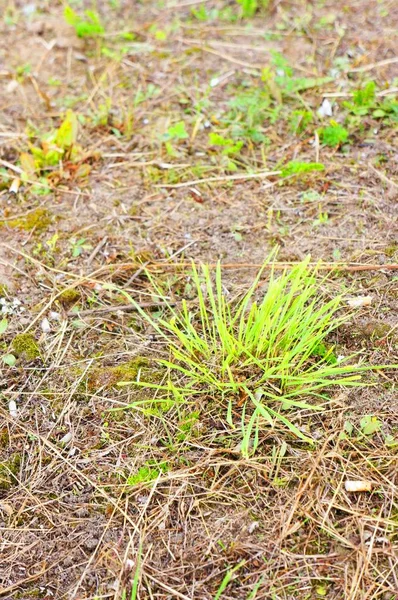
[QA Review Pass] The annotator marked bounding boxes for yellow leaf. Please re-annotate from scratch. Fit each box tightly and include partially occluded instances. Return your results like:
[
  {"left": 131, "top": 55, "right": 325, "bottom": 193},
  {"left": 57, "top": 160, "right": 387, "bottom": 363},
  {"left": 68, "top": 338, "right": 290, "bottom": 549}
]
[
  {"left": 20, "top": 152, "right": 36, "bottom": 177},
  {"left": 56, "top": 109, "right": 78, "bottom": 149}
]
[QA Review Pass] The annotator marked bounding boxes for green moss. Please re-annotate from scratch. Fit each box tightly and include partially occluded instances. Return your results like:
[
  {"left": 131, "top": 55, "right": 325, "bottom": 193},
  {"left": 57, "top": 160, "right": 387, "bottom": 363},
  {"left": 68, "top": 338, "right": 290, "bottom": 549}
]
[
  {"left": 88, "top": 357, "right": 150, "bottom": 390},
  {"left": 384, "top": 244, "right": 397, "bottom": 258},
  {"left": 12, "top": 333, "right": 40, "bottom": 360},
  {"left": 359, "top": 321, "right": 394, "bottom": 340},
  {"left": 1, "top": 208, "right": 51, "bottom": 232},
  {"left": 0, "top": 428, "right": 10, "bottom": 448},
  {"left": 0, "top": 283, "right": 9, "bottom": 297},
  {"left": 58, "top": 288, "right": 81, "bottom": 306},
  {"left": 0, "top": 453, "right": 21, "bottom": 490}
]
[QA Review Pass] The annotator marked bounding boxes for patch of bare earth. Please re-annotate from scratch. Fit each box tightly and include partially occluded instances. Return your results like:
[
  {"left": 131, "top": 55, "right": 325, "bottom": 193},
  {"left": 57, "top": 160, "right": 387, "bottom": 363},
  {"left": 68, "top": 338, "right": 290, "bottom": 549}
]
[{"left": 0, "top": 1, "right": 397, "bottom": 599}]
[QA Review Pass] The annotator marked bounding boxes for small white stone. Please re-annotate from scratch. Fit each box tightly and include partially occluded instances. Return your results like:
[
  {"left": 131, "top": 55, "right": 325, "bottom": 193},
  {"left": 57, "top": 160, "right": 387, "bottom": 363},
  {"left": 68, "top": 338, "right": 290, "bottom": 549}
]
[
  {"left": 318, "top": 98, "right": 333, "bottom": 118},
  {"left": 41, "top": 318, "right": 51, "bottom": 333},
  {"left": 60, "top": 432, "right": 73, "bottom": 446},
  {"left": 9, "top": 400, "right": 18, "bottom": 418}
]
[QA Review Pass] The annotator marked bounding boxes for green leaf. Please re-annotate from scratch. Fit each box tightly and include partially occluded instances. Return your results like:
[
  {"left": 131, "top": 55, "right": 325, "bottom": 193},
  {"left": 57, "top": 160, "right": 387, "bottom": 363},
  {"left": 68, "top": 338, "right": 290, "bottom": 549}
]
[
  {"left": 237, "top": 0, "right": 258, "bottom": 18},
  {"left": 353, "top": 81, "right": 376, "bottom": 107},
  {"left": 165, "top": 121, "right": 188, "bottom": 140},
  {"left": 20, "top": 152, "right": 37, "bottom": 177},
  {"left": 64, "top": 5, "right": 79, "bottom": 26},
  {"left": 0, "top": 318, "right": 8, "bottom": 334},
  {"left": 64, "top": 5, "right": 104, "bottom": 38},
  {"left": 360, "top": 415, "right": 381, "bottom": 435},
  {"left": 2, "top": 353, "right": 16, "bottom": 366},
  {"left": 56, "top": 110, "right": 78, "bottom": 149}
]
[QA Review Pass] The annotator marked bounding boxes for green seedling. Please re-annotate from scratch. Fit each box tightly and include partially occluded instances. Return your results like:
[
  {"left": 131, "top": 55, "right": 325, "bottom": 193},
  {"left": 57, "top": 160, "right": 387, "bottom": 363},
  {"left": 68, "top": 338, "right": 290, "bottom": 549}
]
[
  {"left": 236, "top": 0, "right": 269, "bottom": 18},
  {"left": 64, "top": 5, "right": 104, "bottom": 38},
  {"left": 237, "top": 0, "right": 258, "bottom": 17},
  {"left": 18, "top": 110, "right": 93, "bottom": 189},
  {"left": 161, "top": 121, "right": 189, "bottom": 156},
  {"left": 214, "top": 560, "right": 246, "bottom": 599},
  {"left": 360, "top": 415, "right": 382, "bottom": 436},
  {"left": 280, "top": 161, "right": 325, "bottom": 178},
  {"left": 191, "top": 5, "right": 237, "bottom": 22},
  {"left": 126, "top": 462, "right": 168, "bottom": 487},
  {"left": 343, "top": 81, "right": 376, "bottom": 116},
  {"left": 320, "top": 122, "right": 349, "bottom": 147},
  {"left": 119, "top": 252, "right": 381, "bottom": 457},
  {"left": 70, "top": 238, "right": 92, "bottom": 258},
  {"left": 134, "top": 83, "right": 160, "bottom": 107},
  {"left": 267, "top": 52, "right": 332, "bottom": 96},
  {"left": 177, "top": 411, "right": 200, "bottom": 442},
  {"left": 162, "top": 121, "right": 189, "bottom": 141},
  {"left": 208, "top": 133, "right": 243, "bottom": 156},
  {"left": 290, "top": 110, "right": 314, "bottom": 134},
  {"left": 226, "top": 88, "right": 271, "bottom": 142}
]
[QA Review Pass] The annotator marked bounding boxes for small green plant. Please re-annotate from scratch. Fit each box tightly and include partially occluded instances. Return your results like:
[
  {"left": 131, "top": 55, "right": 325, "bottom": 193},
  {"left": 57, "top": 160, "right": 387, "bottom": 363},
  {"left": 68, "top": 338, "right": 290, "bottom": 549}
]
[
  {"left": 119, "top": 253, "right": 378, "bottom": 456},
  {"left": 191, "top": 4, "right": 236, "bottom": 21},
  {"left": 280, "top": 161, "right": 325, "bottom": 178},
  {"left": 208, "top": 133, "right": 243, "bottom": 156},
  {"left": 214, "top": 560, "right": 246, "bottom": 599},
  {"left": 161, "top": 121, "right": 189, "bottom": 156},
  {"left": 126, "top": 462, "right": 168, "bottom": 487},
  {"left": 360, "top": 415, "right": 382, "bottom": 436},
  {"left": 64, "top": 5, "right": 104, "bottom": 38},
  {"left": 236, "top": 0, "right": 269, "bottom": 17},
  {"left": 343, "top": 81, "right": 376, "bottom": 116},
  {"left": 162, "top": 121, "right": 189, "bottom": 141},
  {"left": 320, "top": 122, "right": 349, "bottom": 147},
  {"left": 70, "top": 238, "right": 93, "bottom": 258},
  {"left": 226, "top": 88, "right": 271, "bottom": 142},
  {"left": 237, "top": 0, "right": 258, "bottom": 17},
  {"left": 265, "top": 53, "right": 332, "bottom": 96},
  {"left": 17, "top": 110, "right": 93, "bottom": 189},
  {"left": 289, "top": 110, "right": 314, "bottom": 134}
]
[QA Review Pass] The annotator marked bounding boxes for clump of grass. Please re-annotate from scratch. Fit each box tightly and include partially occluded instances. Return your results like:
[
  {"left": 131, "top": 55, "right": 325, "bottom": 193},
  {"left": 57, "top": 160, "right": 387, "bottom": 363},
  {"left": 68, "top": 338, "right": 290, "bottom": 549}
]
[{"left": 120, "top": 254, "right": 371, "bottom": 455}]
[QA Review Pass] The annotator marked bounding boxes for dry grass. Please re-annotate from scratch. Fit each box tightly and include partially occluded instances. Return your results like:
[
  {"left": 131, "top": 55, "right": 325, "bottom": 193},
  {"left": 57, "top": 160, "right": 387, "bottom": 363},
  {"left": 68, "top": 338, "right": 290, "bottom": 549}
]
[{"left": 0, "top": 0, "right": 397, "bottom": 598}]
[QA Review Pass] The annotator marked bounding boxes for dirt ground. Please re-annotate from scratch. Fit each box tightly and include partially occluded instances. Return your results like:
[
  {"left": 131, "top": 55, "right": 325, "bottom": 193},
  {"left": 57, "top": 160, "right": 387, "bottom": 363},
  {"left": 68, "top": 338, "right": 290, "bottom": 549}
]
[{"left": 0, "top": 1, "right": 397, "bottom": 599}]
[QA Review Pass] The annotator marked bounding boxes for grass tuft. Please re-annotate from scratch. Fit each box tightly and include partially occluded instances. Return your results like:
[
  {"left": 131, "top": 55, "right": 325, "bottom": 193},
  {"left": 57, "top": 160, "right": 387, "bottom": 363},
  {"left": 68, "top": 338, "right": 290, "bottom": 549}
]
[{"left": 119, "top": 253, "right": 371, "bottom": 455}]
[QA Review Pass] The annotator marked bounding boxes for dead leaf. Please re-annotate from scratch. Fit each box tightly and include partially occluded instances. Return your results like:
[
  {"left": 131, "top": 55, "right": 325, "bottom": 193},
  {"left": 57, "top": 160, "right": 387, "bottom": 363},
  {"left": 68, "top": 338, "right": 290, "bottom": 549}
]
[{"left": 20, "top": 152, "right": 37, "bottom": 178}]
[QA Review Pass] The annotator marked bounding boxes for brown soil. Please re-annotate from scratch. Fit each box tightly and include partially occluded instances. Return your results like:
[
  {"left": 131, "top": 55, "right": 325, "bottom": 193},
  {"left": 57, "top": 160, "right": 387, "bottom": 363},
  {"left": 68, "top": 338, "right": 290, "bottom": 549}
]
[{"left": 0, "top": 1, "right": 397, "bottom": 599}]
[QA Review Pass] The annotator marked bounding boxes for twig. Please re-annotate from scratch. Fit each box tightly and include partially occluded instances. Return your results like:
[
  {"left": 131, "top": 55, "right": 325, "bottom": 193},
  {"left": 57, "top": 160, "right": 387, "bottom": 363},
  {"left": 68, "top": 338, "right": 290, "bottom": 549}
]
[
  {"left": 347, "top": 57, "right": 398, "bottom": 73},
  {"left": 155, "top": 170, "right": 281, "bottom": 188},
  {"left": 368, "top": 164, "right": 398, "bottom": 190},
  {"left": 86, "top": 236, "right": 108, "bottom": 265},
  {"left": 67, "top": 302, "right": 173, "bottom": 316},
  {"left": 94, "top": 261, "right": 398, "bottom": 273}
]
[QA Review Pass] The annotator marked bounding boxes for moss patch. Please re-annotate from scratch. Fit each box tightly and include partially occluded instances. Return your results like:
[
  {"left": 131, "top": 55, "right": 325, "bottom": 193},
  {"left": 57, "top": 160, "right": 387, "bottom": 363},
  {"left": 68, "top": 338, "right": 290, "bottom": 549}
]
[
  {"left": 12, "top": 333, "right": 41, "bottom": 360},
  {"left": 0, "top": 453, "right": 21, "bottom": 491},
  {"left": 88, "top": 357, "right": 150, "bottom": 390},
  {"left": 0, "top": 283, "right": 9, "bottom": 297},
  {"left": 1, "top": 208, "right": 51, "bottom": 232},
  {"left": 57, "top": 288, "right": 81, "bottom": 306}
]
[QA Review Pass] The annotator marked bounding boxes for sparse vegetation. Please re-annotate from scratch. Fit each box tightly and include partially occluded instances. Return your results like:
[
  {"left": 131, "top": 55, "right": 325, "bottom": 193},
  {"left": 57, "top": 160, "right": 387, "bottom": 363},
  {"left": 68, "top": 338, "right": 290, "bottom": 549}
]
[
  {"left": 0, "top": 0, "right": 397, "bottom": 598},
  {"left": 120, "top": 255, "right": 378, "bottom": 455}
]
